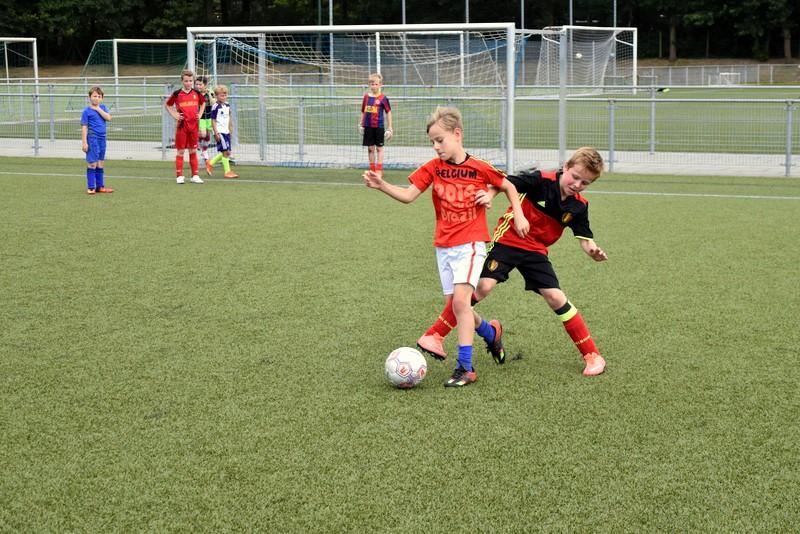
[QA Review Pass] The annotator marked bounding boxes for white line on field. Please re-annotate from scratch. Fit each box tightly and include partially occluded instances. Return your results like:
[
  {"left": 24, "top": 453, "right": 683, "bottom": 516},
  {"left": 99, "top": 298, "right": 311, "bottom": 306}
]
[{"left": 1, "top": 171, "right": 799, "bottom": 201}]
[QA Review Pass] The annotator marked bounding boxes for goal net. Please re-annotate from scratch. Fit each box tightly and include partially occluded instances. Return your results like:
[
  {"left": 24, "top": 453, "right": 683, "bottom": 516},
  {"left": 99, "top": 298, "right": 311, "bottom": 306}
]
[
  {"left": 188, "top": 24, "right": 517, "bottom": 170},
  {"left": 0, "top": 38, "right": 38, "bottom": 123},
  {"left": 517, "top": 26, "right": 637, "bottom": 94},
  {"left": 707, "top": 72, "right": 742, "bottom": 86}
]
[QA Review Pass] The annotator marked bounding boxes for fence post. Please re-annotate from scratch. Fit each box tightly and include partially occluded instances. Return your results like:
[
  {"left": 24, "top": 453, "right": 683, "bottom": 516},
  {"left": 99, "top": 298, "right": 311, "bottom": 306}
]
[
  {"left": 608, "top": 99, "right": 616, "bottom": 173},
  {"left": 161, "top": 84, "right": 171, "bottom": 161},
  {"left": 785, "top": 101, "right": 795, "bottom": 177},
  {"left": 230, "top": 84, "right": 239, "bottom": 148},
  {"left": 33, "top": 91, "right": 40, "bottom": 156},
  {"left": 49, "top": 84, "right": 55, "bottom": 143},
  {"left": 298, "top": 96, "right": 305, "bottom": 162},
  {"left": 649, "top": 87, "right": 656, "bottom": 154}
]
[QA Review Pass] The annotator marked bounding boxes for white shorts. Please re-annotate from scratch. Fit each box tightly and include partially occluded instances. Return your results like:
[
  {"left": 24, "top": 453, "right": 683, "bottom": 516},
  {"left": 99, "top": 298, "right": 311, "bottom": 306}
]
[{"left": 435, "top": 241, "right": 487, "bottom": 295}]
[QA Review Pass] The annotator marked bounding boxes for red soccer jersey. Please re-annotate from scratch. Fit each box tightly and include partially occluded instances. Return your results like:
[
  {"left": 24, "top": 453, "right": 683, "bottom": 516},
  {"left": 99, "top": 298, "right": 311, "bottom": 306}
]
[
  {"left": 166, "top": 88, "right": 203, "bottom": 126},
  {"left": 491, "top": 170, "right": 593, "bottom": 255},
  {"left": 409, "top": 155, "right": 506, "bottom": 248}
]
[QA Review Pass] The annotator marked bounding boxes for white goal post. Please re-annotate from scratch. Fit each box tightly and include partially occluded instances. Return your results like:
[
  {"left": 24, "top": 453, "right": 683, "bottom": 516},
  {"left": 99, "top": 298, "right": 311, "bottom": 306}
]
[
  {"left": 186, "top": 24, "right": 517, "bottom": 171},
  {"left": 0, "top": 37, "right": 38, "bottom": 84}
]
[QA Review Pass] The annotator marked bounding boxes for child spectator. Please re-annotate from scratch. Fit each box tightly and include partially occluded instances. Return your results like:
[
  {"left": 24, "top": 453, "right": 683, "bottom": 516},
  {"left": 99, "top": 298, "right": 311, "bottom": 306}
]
[
  {"left": 165, "top": 70, "right": 205, "bottom": 184},
  {"left": 80, "top": 86, "right": 113, "bottom": 195},
  {"left": 205, "top": 85, "right": 238, "bottom": 179},
  {"left": 360, "top": 73, "right": 393, "bottom": 175}
]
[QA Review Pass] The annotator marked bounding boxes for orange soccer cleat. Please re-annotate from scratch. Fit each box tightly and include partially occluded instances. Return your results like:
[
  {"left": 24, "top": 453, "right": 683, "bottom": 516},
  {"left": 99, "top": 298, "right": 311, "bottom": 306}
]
[
  {"left": 223, "top": 171, "right": 239, "bottom": 179},
  {"left": 205, "top": 161, "right": 214, "bottom": 176},
  {"left": 96, "top": 186, "right": 114, "bottom": 193},
  {"left": 582, "top": 353, "right": 606, "bottom": 376},
  {"left": 417, "top": 333, "right": 447, "bottom": 361}
]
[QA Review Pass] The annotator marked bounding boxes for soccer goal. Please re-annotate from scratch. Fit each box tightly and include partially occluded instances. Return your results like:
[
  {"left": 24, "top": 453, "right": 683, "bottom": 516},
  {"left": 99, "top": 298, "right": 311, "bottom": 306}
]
[
  {"left": 517, "top": 26, "right": 637, "bottom": 94},
  {"left": 707, "top": 72, "right": 742, "bottom": 86},
  {"left": 187, "top": 23, "right": 517, "bottom": 170},
  {"left": 0, "top": 37, "right": 38, "bottom": 84}
]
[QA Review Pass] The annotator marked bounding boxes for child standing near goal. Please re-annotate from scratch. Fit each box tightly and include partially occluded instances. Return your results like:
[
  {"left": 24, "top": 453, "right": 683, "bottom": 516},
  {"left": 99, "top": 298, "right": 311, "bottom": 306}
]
[
  {"left": 165, "top": 70, "right": 205, "bottom": 184},
  {"left": 195, "top": 76, "right": 215, "bottom": 162},
  {"left": 363, "top": 106, "right": 529, "bottom": 387},
  {"left": 205, "top": 85, "right": 238, "bottom": 179},
  {"left": 80, "top": 86, "right": 113, "bottom": 195},
  {"left": 360, "top": 73, "right": 393, "bottom": 175},
  {"left": 416, "top": 147, "right": 609, "bottom": 376}
]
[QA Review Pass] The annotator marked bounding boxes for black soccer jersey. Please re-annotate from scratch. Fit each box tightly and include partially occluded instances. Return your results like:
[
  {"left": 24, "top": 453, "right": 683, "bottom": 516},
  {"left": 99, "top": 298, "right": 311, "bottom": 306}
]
[{"left": 491, "top": 169, "right": 593, "bottom": 255}]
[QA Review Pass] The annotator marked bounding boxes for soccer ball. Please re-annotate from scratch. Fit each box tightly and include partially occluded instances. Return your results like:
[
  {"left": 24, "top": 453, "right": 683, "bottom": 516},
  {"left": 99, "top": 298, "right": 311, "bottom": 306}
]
[
  {"left": 384, "top": 347, "right": 427, "bottom": 389},
  {"left": 575, "top": 52, "right": 583, "bottom": 59}
]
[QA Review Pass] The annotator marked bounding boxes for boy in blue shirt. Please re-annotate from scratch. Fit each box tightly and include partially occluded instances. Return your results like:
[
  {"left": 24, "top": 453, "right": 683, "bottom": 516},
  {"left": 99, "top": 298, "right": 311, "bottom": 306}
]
[{"left": 80, "top": 86, "right": 113, "bottom": 195}]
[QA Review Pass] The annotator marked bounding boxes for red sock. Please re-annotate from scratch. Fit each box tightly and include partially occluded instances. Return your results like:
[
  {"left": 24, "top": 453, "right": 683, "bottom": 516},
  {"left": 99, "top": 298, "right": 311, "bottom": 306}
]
[
  {"left": 425, "top": 299, "right": 457, "bottom": 337},
  {"left": 562, "top": 312, "right": 599, "bottom": 357},
  {"left": 175, "top": 155, "right": 184, "bottom": 176},
  {"left": 189, "top": 152, "right": 199, "bottom": 175},
  {"left": 376, "top": 163, "right": 383, "bottom": 172},
  {"left": 369, "top": 162, "right": 376, "bottom": 171}
]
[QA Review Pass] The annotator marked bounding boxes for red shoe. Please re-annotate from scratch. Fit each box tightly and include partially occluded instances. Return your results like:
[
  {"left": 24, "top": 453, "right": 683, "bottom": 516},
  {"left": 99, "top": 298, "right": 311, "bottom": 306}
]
[
  {"left": 582, "top": 353, "right": 606, "bottom": 376},
  {"left": 86, "top": 189, "right": 96, "bottom": 195},
  {"left": 417, "top": 333, "right": 447, "bottom": 361},
  {"left": 96, "top": 186, "right": 114, "bottom": 193}
]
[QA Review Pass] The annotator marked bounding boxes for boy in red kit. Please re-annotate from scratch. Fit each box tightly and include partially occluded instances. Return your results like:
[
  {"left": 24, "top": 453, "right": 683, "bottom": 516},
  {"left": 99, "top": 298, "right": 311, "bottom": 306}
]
[
  {"left": 363, "top": 107, "right": 529, "bottom": 387},
  {"left": 418, "top": 147, "right": 609, "bottom": 376},
  {"left": 359, "top": 73, "right": 393, "bottom": 174},
  {"left": 165, "top": 70, "right": 205, "bottom": 184}
]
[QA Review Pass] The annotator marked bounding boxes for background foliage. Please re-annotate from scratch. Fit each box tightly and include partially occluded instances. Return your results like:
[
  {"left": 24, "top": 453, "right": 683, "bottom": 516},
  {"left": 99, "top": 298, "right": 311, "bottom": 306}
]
[{"left": 0, "top": 0, "right": 798, "bottom": 64}]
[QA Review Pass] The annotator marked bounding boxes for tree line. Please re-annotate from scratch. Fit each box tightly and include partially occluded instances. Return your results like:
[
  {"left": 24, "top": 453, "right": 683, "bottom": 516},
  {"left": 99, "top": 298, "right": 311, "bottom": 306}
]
[{"left": 1, "top": 0, "right": 797, "bottom": 63}]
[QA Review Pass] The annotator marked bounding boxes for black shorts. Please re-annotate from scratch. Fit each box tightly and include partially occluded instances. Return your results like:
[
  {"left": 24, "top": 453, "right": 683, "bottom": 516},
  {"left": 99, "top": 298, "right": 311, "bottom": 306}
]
[
  {"left": 362, "top": 127, "right": 385, "bottom": 147},
  {"left": 480, "top": 242, "right": 560, "bottom": 293}
]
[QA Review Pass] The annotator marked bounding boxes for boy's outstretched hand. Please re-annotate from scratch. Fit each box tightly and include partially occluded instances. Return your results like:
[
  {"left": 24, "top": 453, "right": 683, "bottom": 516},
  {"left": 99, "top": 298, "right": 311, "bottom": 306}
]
[
  {"left": 362, "top": 170, "right": 384, "bottom": 189},
  {"left": 585, "top": 242, "right": 608, "bottom": 261}
]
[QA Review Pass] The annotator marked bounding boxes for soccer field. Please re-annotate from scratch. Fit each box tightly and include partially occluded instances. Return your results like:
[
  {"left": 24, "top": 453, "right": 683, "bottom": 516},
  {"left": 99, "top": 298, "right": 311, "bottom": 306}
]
[{"left": 1, "top": 158, "right": 799, "bottom": 531}]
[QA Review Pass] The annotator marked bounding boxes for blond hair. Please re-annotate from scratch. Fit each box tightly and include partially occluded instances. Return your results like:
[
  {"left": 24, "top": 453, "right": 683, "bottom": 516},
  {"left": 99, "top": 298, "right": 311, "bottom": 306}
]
[
  {"left": 88, "top": 86, "right": 104, "bottom": 97},
  {"left": 368, "top": 72, "right": 383, "bottom": 84},
  {"left": 214, "top": 84, "right": 228, "bottom": 95},
  {"left": 426, "top": 106, "right": 463, "bottom": 134},
  {"left": 566, "top": 147, "right": 604, "bottom": 178},
  {"left": 180, "top": 69, "right": 194, "bottom": 80}
]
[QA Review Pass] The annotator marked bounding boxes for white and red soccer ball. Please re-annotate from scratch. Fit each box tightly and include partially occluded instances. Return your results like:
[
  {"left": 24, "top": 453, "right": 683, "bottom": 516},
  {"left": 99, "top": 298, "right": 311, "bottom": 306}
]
[{"left": 384, "top": 347, "right": 427, "bottom": 388}]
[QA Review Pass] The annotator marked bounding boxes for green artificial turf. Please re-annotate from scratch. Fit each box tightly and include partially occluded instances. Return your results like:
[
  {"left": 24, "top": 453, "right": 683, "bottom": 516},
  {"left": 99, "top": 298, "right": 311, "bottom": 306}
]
[{"left": 1, "top": 157, "right": 799, "bottom": 531}]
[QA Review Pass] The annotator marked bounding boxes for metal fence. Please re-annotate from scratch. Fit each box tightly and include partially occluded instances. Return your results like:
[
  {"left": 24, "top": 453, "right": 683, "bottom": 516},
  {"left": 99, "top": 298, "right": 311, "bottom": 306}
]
[
  {"left": 638, "top": 64, "right": 800, "bottom": 86},
  {"left": 1, "top": 83, "right": 798, "bottom": 176}
]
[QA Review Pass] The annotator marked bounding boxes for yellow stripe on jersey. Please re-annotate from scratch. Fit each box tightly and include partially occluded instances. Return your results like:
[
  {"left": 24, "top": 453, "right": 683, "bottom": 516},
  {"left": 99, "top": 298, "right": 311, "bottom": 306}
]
[
  {"left": 489, "top": 192, "right": 526, "bottom": 244},
  {"left": 469, "top": 155, "right": 507, "bottom": 177}
]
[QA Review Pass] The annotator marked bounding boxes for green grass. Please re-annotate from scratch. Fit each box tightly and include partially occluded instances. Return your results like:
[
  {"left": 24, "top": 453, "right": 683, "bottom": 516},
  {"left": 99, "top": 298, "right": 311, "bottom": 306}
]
[{"left": 1, "top": 157, "right": 799, "bottom": 531}]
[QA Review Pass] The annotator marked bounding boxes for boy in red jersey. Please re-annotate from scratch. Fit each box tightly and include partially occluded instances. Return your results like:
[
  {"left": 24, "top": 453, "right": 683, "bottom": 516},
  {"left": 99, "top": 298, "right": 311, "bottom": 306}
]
[
  {"left": 165, "top": 70, "right": 206, "bottom": 184},
  {"left": 359, "top": 73, "right": 393, "bottom": 175},
  {"left": 363, "top": 107, "right": 529, "bottom": 387},
  {"left": 418, "top": 147, "right": 609, "bottom": 376}
]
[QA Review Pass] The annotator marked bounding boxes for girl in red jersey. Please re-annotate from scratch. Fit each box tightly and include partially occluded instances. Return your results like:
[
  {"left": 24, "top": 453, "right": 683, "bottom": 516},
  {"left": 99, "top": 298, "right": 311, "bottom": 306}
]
[{"left": 363, "top": 107, "right": 528, "bottom": 387}]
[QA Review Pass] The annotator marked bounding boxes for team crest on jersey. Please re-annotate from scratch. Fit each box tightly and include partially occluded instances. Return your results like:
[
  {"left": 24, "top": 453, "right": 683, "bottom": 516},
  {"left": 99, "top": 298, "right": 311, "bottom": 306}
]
[
  {"left": 561, "top": 212, "right": 573, "bottom": 224},
  {"left": 486, "top": 259, "right": 499, "bottom": 272}
]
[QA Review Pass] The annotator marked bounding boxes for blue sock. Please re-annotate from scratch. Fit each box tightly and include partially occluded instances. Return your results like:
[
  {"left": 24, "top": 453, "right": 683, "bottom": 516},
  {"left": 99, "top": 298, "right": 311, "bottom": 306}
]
[
  {"left": 86, "top": 168, "right": 96, "bottom": 190},
  {"left": 457, "top": 345, "right": 473, "bottom": 371},
  {"left": 95, "top": 167, "right": 105, "bottom": 188},
  {"left": 476, "top": 320, "right": 495, "bottom": 344}
]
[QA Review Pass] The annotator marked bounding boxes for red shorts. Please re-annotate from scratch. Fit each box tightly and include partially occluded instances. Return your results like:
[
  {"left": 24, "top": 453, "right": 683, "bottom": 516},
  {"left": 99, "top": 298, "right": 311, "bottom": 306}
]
[{"left": 174, "top": 123, "right": 199, "bottom": 150}]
